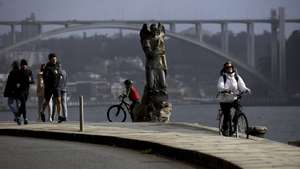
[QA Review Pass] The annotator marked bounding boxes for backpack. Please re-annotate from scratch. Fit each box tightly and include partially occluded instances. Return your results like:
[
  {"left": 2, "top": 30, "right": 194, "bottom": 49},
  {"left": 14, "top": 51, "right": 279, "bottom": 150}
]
[{"left": 222, "top": 73, "right": 239, "bottom": 84}]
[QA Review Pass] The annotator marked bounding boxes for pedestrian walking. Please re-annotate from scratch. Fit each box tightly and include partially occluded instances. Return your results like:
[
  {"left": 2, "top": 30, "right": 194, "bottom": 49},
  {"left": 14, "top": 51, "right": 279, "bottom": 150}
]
[
  {"left": 36, "top": 64, "right": 53, "bottom": 122},
  {"left": 52, "top": 66, "right": 68, "bottom": 122},
  {"left": 58, "top": 66, "right": 68, "bottom": 122},
  {"left": 40, "top": 53, "right": 63, "bottom": 123},
  {"left": 3, "top": 61, "right": 20, "bottom": 123},
  {"left": 17, "top": 59, "right": 34, "bottom": 125}
]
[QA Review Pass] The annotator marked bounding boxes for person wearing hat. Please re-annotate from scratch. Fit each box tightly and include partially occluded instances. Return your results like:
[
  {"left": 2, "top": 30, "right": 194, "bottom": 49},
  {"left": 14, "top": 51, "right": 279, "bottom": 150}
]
[
  {"left": 123, "top": 79, "right": 141, "bottom": 121},
  {"left": 217, "top": 61, "right": 251, "bottom": 136}
]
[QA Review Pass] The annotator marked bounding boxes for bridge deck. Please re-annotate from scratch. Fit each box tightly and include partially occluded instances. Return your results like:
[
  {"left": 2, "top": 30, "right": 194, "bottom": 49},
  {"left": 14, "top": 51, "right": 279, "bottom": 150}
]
[{"left": 0, "top": 122, "right": 299, "bottom": 169}]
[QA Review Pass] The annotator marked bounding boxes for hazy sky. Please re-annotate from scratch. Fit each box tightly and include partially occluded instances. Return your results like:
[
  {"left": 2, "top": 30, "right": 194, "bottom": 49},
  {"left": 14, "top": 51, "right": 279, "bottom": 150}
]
[
  {"left": 0, "top": 0, "right": 299, "bottom": 35},
  {"left": 0, "top": 0, "right": 300, "bottom": 20}
]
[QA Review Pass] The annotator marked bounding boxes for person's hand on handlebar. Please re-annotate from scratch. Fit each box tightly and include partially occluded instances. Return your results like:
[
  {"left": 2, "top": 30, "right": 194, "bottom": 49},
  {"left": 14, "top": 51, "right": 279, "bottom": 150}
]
[
  {"left": 244, "top": 89, "right": 251, "bottom": 95},
  {"left": 119, "top": 94, "right": 127, "bottom": 99},
  {"left": 221, "top": 89, "right": 233, "bottom": 94}
]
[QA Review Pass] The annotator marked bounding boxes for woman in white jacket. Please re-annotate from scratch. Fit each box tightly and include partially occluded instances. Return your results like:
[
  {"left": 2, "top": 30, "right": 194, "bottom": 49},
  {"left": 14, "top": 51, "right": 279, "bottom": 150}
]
[{"left": 217, "top": 61, "right": 251, "bottom": 136}]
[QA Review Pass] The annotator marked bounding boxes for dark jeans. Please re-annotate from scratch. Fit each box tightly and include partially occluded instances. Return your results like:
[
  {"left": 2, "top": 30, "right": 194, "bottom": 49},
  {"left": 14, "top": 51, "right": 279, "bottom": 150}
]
[
  {"left": 220, "top": 100, "right": 239, "bottom": 133},
  {"left": 129, "top": 100, "right": 140, "bottom": 121},
  {"left": 18, "top": 91, "right": 29, "bottom": 120}
]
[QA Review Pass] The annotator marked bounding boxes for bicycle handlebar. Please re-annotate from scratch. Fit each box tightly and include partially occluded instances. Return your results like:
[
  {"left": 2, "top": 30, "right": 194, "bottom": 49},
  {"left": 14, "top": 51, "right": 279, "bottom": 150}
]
[
  {"left": 119, "top": 94, "right": 126, "bottom": 100},
  {"left": 218, "top": 90, "right": 250, "bottom": 100}
]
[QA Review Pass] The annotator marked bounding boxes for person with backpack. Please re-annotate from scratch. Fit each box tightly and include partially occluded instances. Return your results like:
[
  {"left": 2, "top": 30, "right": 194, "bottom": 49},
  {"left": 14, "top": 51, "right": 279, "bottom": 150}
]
[
  {"left": 123, "top": 79, "right": 141, "bottom": 121},
  {"left": 217, "top": 61, "right": 251, "bottom": 136}
]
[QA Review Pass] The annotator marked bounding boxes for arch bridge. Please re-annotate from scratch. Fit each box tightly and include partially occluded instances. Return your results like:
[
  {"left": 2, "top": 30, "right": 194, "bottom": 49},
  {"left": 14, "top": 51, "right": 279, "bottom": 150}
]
[{"left": 0, "top": 7, "right": 299, "bottom": 94}]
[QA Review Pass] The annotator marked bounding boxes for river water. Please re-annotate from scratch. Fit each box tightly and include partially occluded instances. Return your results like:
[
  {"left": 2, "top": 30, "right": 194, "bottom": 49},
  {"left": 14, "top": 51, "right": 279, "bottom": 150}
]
[{"left": 0, "top": 104, "right": 299, "bottom": 143}]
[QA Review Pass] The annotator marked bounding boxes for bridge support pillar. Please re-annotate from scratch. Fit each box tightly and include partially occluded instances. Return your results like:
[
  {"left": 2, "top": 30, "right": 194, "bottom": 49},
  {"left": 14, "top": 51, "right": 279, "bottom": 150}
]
[
  {"left": 195, "top": 23, "right": 203, "bottom": 41},
  {"left": 120, "top": 29, "right": 124, "bottom": 38},
  {"left": 221, "top": 23, "right": 229, "bottom": 53},
  {"left": 270, "top": 9, "right": 279, "bottom": 83},
  {"left": 38, "top": 24, "right": 42, "bottom": 34},
  {"left": 247, "top": 22, "right": 255, "bottom": 67},
  {"left": 278, "top": 7, "right": 286, "bottom": 89},
  {"left": 169, "top": 23, "right": 176, "bottom": 33},
  {"left": 10, "top": 24, "right": 16, "bottom": 45}
]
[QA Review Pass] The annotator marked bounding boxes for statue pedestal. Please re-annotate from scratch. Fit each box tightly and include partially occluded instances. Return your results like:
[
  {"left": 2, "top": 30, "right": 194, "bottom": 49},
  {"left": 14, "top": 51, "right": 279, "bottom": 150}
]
[{"left": 132, "top": 87, "right": 172, "bottom": 122}]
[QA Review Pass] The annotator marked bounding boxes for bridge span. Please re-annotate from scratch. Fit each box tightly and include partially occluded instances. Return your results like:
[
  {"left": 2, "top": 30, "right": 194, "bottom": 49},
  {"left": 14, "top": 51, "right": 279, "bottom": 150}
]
[{"left": 0, "top": 7, "right": 299, "bottom": 94}]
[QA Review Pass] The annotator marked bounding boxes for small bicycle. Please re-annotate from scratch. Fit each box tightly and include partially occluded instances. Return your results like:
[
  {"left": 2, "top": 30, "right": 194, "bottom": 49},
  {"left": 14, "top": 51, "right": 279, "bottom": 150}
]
[
  {"left": 107, "top": 94, "right": 130, "bottom": 122},
  {"left": 217, "top": 91, "right": 249, "bottom": 138}
]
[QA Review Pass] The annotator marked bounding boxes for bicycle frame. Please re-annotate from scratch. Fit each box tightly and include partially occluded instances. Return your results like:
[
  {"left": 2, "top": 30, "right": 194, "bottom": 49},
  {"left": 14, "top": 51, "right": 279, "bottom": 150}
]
[
  {"left": 118, "top": 95, "right": 131, "bottom": 113},
  {"left": 218, "top": 91, "right": 249, "bottom": 138}
]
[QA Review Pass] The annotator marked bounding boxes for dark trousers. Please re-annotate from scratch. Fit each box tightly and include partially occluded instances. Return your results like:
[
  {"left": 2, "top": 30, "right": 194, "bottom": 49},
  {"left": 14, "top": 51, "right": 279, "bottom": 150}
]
[
  {"left": 129, "top": 100, "right": 140, "bottom": 121},
  {"left": 18, "top": 91, "right": 29, "bottom": 120},
  {"left": 220, "top": 100, "right": 239, "bottom": 132}
]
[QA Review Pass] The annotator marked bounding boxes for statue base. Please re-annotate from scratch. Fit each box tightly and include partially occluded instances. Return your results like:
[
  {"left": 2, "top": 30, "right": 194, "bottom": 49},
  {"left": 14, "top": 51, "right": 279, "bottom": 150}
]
[{"left": 132, "top": 87, "right": 172, "bottom": 122}]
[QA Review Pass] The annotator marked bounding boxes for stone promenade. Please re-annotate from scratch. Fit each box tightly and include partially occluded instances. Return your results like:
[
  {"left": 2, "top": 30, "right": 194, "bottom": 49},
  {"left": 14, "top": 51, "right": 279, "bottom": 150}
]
[{"left": 0, "top": 122, "right": 299, "bottom": 169}]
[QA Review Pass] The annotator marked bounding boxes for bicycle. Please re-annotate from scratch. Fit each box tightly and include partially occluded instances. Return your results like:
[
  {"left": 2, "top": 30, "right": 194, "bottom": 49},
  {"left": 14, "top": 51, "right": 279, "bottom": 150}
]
[
  {"left": 217, "top": 91, "right": 249, "bottom": 138},
  {"left": 107, "top": 94, "right": 131, "bottom": 122}
]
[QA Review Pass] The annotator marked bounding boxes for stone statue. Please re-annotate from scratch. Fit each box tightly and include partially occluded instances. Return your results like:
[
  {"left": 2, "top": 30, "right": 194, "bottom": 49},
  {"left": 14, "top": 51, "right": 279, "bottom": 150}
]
[
  {"left": 134, "top": 23, "right": 172, "bottom": 122},
  {"left": 140, "top": 23, "right": 167, "bottom": 95}
]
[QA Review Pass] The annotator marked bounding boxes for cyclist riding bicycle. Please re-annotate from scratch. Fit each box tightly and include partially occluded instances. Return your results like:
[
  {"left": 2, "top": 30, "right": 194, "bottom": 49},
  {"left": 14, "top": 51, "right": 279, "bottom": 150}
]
[
  {"left": 217, "top": 61, "right": 251, "bottom": 136},
  {"left": 123, "top": 79, "right": 141, "bottom": 121}
]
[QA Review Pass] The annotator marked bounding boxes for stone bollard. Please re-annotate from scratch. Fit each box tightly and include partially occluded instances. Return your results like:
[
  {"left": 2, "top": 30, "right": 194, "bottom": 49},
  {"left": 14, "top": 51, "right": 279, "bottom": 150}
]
[
  {"left": 248, "top": 126, "right": 268, "bottom": 137},
  {"left": 288, "top": 141, "right": 300, "bottom": 147},
  {"left": 79, "top": 96, "right": 84, "bottom": 132}
]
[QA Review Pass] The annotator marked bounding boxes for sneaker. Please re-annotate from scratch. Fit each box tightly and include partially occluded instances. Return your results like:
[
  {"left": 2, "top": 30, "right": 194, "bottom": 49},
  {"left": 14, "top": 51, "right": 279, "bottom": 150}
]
[
  {"left": 222, "top": 129, "right": 230, "bottom": 137},
  {"left": 13, "top": 112, "right": 18, "bottom": 122},
  {"left": 58, "top": 116, "right": 66, "bottom": 123},
  {"left": 16, "top": 118, "right": 21, "bottom": 125},
  {"left": 51, "top": 114, "right": 55, "bottom": 121},
  {"left": 41, "top": 113, "right": 46, "bottom": 122},
  {"left": 24, "top": 119, "right": 28, "bottom": 125}
]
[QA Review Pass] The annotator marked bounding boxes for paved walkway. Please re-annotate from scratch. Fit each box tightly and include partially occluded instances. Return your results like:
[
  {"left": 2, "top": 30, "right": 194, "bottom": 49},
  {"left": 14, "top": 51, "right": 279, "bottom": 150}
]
[{"left": 0, "top": 122, "right": 299, "bottom": 169}]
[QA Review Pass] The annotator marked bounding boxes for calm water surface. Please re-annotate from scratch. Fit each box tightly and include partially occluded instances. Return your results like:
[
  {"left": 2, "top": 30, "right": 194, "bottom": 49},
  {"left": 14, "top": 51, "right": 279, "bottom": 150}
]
[{"left": 1, "top": 104, "right": 299, "bottom": 143}]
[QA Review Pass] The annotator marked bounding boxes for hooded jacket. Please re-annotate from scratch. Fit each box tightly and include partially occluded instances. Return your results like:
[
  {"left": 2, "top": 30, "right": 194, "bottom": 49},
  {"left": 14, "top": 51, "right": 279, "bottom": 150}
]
[{"left": 217, "top": 72, "right": 250, "bottom": 102}]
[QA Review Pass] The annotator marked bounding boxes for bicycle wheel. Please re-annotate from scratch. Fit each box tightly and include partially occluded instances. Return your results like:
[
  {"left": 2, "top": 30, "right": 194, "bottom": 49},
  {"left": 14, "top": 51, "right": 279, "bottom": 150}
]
[
  {"left": 107, "top": 105, "right": 127, "bottom": 122},
  {"left": 235, "top": 113, "right": 249, "bottom": 138}
]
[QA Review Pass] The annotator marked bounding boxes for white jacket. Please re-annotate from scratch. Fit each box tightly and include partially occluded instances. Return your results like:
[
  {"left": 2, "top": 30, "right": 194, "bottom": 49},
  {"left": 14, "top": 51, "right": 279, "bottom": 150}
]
[{"left": 217, "top": 72, "right": 250, "bottom": 102}]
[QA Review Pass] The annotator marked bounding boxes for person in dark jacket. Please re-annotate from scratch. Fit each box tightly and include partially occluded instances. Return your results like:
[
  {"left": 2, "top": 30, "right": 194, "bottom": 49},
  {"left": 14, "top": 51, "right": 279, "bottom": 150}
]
[
  {"left": 3, "top": 61, "right": 21, "bottom": 123},
  {"left": 17, "top": 59, "right": 34, "bottom": 125},
  {"left": 40, "top": 53, "right": 63, "bottom": 122}
]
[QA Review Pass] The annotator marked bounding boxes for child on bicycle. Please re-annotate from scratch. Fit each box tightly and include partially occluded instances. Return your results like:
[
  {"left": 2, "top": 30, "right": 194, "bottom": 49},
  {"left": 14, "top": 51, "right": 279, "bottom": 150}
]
[
  {"left": 123, "top": 79, "right": 141, "bottom": 121},
  {"left": 217, "top": 61, "right": 251, "bottom": 136}
]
